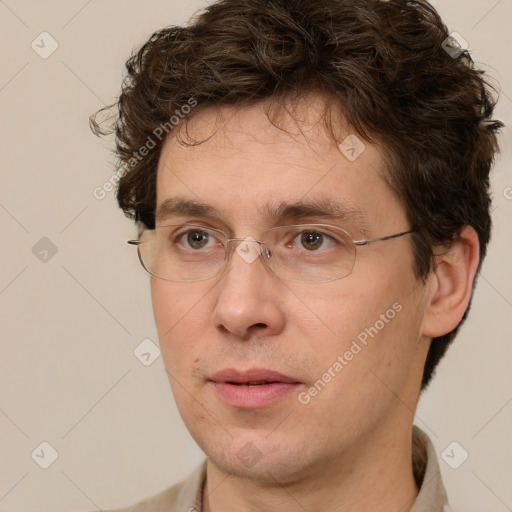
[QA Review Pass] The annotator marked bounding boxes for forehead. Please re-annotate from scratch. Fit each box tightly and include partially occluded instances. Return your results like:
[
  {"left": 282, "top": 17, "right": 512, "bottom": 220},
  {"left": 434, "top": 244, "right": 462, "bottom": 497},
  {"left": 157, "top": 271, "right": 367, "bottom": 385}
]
[{"left": 155, "top": 98, "right": 406, "bottom": 232}]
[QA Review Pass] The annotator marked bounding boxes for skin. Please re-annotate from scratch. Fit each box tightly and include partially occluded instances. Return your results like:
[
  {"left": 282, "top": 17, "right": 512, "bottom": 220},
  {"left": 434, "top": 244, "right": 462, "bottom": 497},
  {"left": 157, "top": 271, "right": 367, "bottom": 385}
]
[{"left": 150, "top": 97, "right": 479, "bottom": 512}]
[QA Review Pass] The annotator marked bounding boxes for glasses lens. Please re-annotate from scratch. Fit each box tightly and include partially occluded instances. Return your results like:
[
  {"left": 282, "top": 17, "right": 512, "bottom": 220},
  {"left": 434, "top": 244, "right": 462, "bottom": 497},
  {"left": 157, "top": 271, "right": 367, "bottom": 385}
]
[
  {"left": 263, "top": 224, "right": 356, "bottom": 283},
  {"left": 138, "top": 225, "right": 227, "bottom": 281}
]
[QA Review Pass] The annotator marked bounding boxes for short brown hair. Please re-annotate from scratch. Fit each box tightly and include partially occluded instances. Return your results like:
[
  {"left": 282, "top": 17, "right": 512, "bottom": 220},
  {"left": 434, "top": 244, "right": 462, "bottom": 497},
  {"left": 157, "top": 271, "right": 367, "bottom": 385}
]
[{"left": 91, "top": 0, "right": 502, "bottom": 390}]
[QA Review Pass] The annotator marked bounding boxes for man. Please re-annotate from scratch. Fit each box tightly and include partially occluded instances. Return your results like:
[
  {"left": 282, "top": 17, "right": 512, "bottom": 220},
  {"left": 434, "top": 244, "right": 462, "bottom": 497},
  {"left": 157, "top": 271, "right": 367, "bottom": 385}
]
[{"left": 91, "top": 0, "right": 502, "bottom": 510}]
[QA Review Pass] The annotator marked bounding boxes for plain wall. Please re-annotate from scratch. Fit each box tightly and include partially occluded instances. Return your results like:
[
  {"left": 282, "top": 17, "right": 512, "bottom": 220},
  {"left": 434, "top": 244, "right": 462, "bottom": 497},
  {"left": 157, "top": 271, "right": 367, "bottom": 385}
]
[{"left": 1, "top": 1, "right": 511, "bottom": 510}]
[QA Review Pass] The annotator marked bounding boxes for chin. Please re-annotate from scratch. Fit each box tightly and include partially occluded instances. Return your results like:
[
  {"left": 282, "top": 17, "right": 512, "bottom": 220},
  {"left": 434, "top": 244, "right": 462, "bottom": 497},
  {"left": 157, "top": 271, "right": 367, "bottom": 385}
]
[
  {"left": 209, "top": 451, "right": 299, "bottom": 483},
  {"left": 201, "top": 432, "right": 319, "bottom": 484}
]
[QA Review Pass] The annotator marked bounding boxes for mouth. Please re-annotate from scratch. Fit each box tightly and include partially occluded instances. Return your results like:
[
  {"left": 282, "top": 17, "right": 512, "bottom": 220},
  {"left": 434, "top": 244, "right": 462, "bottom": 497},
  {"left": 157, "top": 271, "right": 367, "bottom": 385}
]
[
  {"left": 228, "top": 381, "right": 282, "bottom": 386},
  {"left": 209, "top": 368, "right": 303, "bottom": 409}
]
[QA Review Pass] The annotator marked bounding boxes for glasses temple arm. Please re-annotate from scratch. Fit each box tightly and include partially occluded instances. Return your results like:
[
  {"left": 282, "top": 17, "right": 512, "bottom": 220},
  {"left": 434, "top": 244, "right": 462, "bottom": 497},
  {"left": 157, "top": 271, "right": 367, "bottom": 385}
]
[{"left": 353, "top": 229, "right": 415, "bottom": 246}]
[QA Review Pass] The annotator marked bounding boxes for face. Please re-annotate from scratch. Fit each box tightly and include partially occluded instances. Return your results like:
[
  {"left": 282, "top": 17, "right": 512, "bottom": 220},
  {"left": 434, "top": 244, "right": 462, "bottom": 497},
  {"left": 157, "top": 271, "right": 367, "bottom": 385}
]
[{"left": 151, "top": 98, "right": 432, "bottom": 483}]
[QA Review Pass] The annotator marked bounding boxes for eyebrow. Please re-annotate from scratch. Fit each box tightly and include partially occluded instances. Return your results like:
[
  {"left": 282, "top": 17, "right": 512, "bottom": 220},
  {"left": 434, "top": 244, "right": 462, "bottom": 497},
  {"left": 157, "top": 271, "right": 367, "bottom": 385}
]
[{"left": 156, "top": 196, "right": 369, "bottom": 228}]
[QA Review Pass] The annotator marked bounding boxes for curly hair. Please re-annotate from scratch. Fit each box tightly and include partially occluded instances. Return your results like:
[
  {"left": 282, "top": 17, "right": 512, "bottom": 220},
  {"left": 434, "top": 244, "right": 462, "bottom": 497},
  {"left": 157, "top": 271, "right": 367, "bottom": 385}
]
[{"left": 91, "top": 0, "right": 503, "bottom": 390}]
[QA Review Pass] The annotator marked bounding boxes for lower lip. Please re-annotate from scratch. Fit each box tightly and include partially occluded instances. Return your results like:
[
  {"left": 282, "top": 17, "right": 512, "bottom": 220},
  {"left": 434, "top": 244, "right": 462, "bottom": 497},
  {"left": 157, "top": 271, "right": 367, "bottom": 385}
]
[{"left": 211, "top": 382, "right": 301, "bottom": 408}]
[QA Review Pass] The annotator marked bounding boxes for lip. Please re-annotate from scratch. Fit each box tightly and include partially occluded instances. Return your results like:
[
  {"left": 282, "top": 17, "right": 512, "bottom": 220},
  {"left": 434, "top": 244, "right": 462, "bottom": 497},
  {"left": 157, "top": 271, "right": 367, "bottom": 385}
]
[
  {"left": 210, "top": 368, "right": 301, "bottom": 384},
  {"left": 209, "top": 368, "right": 303, "bottom": 409}
]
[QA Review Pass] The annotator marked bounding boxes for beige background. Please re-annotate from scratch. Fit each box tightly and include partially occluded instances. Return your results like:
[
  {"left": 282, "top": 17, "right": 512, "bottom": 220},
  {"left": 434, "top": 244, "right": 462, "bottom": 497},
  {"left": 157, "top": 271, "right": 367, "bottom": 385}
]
[{"left": 0, "top": 1, "right": 511, "bottom": 511}]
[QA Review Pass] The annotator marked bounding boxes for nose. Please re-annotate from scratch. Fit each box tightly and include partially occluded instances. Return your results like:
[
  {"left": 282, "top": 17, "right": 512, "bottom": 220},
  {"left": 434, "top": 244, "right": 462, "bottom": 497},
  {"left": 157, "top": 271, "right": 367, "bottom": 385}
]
[{"left": 211, "top": 238, "right": 285, "bottom": 339}]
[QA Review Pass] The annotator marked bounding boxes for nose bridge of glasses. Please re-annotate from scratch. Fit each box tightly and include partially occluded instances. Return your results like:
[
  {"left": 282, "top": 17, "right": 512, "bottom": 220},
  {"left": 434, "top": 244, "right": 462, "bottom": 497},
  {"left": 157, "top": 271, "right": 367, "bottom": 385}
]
[
  {"left": 226, "top": 236, "right": 270, "bottom": 265},
  {"left": 226, "top": 237, "right": 266, "bottom": 244}
]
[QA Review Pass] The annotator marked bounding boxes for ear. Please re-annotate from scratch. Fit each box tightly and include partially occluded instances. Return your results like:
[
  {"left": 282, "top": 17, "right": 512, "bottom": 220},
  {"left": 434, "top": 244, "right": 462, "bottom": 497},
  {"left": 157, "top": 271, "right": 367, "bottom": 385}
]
[{"left": 421, "top": 226, "right": 480, "bottom": 338}]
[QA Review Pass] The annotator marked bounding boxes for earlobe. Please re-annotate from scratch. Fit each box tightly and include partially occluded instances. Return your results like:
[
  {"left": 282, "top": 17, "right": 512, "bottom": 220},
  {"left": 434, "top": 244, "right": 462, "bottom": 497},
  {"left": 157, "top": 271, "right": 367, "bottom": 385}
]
[{"left": 421, "top": 226, "right": 480, "bottom": 338}]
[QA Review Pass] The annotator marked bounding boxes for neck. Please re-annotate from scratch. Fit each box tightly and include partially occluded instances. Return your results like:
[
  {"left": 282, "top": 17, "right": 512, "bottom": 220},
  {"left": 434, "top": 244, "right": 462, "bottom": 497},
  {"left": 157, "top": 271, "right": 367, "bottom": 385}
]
[{"left": 202, "top": 422, "right": 419, "bottom": 512}]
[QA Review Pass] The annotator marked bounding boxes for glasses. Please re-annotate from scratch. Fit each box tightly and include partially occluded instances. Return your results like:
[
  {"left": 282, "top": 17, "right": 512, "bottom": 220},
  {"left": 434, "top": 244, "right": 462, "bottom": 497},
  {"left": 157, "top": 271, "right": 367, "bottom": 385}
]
[{"left": 127, "top": 223, "right": 414, "bottom": 284}]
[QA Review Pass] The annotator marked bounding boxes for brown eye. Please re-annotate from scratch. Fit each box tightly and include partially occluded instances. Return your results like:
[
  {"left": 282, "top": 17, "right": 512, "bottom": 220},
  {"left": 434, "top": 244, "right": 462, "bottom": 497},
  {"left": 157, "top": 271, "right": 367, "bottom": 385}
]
[
  {"left": 184, "top": 230, "right": 210, "bottom": 249},
  {"left": 300, "top": 231, "right": 324, "bottom": 251}
]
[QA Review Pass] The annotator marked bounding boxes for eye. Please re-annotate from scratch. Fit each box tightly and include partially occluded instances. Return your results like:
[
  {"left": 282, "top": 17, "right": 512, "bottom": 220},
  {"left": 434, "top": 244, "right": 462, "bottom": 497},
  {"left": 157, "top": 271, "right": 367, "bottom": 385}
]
[
  {"left": 185, "top": 229, "right": 210, "bottom": 249},
  {"left": 299, "top": 231, "right": 325, "bottom": 251},
  {"left": 286, "top": 229, "right": 338, "bottom": 252},
  {"left": 174, "top": 227, "right": 220, "bottom": 251}
]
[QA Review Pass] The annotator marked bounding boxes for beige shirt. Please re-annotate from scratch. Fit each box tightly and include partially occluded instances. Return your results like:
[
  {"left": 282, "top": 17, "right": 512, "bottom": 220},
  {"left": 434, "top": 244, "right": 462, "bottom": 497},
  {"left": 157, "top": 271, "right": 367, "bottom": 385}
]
[{"left": 104, "top": 426, "right": 451, "bottom": 512}]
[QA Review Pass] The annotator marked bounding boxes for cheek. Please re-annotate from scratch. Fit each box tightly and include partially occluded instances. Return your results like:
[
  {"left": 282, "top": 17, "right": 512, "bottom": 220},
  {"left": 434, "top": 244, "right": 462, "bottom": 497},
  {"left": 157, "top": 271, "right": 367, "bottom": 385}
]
[
  {"left": 299, "top": 261, "right": 423, "bottom": 384},
  {"left": 291, "top": 277, "right": 404, "bottom": 351},
  {"left": 151, "top": 278, "right": 211, "bottom": 329},
  {"left": 150, "top": 279, "right": 211, "bottom": 369}
]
